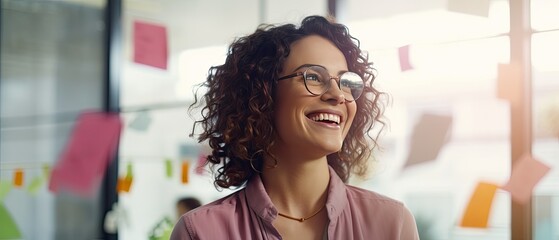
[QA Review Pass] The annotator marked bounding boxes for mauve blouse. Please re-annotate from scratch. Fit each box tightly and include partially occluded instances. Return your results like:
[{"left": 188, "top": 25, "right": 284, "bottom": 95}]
[{"left": 170, "top": 167, "right": 420, "bottom": 240}]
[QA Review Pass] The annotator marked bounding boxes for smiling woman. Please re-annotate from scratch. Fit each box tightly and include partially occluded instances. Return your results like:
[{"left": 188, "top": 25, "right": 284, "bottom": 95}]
[{"left": 170, "top": 15, "right": 419, "bottom": 240}]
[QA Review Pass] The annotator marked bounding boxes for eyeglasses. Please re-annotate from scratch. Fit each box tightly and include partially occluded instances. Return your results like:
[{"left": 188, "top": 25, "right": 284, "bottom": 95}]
[{"left": 277, "top": 65, "right": 364, "bottom": 101}]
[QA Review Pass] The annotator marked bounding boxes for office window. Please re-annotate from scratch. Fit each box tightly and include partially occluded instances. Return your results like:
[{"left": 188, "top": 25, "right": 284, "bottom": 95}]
[{"left": 531, "top": 30, "right": 559, "bottom": 240}]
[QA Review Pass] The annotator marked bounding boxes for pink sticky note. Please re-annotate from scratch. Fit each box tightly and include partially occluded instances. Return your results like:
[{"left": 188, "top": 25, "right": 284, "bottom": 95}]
[
  {"left": 133, "top": 20, "right": 168, "bottom": 69},
  {"left": 501, "top": 155, "right": 551, "bottom": 204},
  {"left": 49, "top": 111, "right": 122, "bottom": 197},
  {"left": 398, "top": 45, "right": 413, "bottom": 71},
  {"left": 195, "top": 154, "right": 208, "bottom": 175},
  {"left": 403, "top": 113, "right": 453, "bottom": 169}
]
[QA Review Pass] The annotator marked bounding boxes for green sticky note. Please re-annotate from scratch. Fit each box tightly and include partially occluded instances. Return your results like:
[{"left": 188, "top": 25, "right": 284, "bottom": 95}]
[
  {"left": 0, "top": 203, "right": 22, "bottom": 238},
  {"left": 165, "top": 159, "right": 173, "bottom": 178},
  {"left": 126, "top": 162, "right": 133, "bottom": 178},
  {"left": 27, "top": 176, "right": 45, "bottom": 195},
  {"left": 0, "top": 181, "right": 11, "bottom": 201},
  {"left": 129, "top": 111, "right": 152, "bottom": 131}
]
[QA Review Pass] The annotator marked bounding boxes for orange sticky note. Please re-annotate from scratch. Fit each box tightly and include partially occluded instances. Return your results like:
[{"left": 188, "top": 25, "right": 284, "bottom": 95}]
[
  {"left": 116, "top": 177, "right": 125, "bottom": 193},
  {"left": 502, "top": 155, "right": 550, "bottom": 204},
  {"left": 116, "top": 176, "right": 133, "bottom": 193},
  {"left": 13, "top": 169, "right": 24, "bottom": 188},
  {"left": 181, "top": 161, "right": 190, "bottom": 184},
  {"left": 460, "top": 182, "right": 498, "bottom": 228},
  {"left": 123, "top": 176, "right": 133, "bottom": 193}
]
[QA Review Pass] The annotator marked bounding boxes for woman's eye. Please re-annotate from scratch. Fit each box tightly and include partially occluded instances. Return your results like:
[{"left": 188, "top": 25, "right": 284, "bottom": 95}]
[{"left": 306, "top": 74, "right": 321, "bottom": 82}]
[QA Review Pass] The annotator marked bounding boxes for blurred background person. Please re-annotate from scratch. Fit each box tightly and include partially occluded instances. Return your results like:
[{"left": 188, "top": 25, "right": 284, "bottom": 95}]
[{"left": 176, "top": 197, "right": 202, "bottom": 218}]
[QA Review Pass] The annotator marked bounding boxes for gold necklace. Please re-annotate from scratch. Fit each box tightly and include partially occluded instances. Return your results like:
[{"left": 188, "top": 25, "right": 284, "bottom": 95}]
[{"left": 277, "top": 205, "right": 325, "bottom": 222}]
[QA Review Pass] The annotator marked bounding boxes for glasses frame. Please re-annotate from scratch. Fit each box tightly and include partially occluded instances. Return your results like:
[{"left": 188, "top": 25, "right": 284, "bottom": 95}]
[{"left": 277, "top": 65, "right": 364, "bottom": 102}]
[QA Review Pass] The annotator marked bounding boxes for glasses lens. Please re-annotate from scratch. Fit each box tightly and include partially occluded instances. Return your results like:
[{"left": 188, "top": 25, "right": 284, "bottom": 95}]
[
  {"left": 339, "top": 72, "right": 364, "bottom": 101},
  {"left": 303, "top": 66, "right": 364, "bottom": 101},
  {"left": 303, "top": 66, "right": 328, "bottom": 95}
]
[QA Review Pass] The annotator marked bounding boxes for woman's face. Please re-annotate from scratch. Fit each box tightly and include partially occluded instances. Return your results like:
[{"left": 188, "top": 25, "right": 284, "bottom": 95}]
[{"left": 273, "top": 35, "right": 357, "bottom": 159}]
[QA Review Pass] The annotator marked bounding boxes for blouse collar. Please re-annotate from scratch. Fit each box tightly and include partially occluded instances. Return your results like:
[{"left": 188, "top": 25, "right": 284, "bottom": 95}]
[{"left": 244, "top": 166, "right": 348, "bottom": 223}]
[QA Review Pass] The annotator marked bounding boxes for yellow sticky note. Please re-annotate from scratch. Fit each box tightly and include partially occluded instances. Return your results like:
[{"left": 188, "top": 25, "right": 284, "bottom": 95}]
[{"left": 460, "top": 182, "right": 498, "bottom": 228}]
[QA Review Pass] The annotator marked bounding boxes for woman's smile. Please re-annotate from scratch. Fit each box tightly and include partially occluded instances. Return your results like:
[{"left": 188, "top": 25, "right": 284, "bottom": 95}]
[{"left": 306, "top": 110, "right": 343, "bottom": 129}]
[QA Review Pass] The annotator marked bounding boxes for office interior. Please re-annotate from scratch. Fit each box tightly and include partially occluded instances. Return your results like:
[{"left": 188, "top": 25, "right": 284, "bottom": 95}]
[{"left": 1, "top": 0, "right": 558, "bottom": 239}]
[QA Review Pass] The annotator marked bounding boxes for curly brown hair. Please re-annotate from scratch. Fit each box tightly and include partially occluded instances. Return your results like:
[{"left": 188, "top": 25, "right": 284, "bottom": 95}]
[{"left": 191, "top": 15, "right": 385, "bottom": 189}]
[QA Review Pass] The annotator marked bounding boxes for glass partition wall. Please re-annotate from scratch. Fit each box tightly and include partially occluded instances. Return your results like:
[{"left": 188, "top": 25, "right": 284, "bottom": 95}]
[{"left": 1, "top": 0, "right": 107, "bottom": 239}]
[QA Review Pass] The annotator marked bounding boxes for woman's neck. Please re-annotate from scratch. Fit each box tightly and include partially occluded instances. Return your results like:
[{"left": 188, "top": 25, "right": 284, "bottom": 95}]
[{"left": 260, "top": 156, "right": 330, "bottom": 217}]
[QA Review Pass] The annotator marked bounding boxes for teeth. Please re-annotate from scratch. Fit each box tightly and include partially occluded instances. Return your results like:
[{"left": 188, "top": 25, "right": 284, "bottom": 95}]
[{"left": 310, "top": 113, "right": 340, "bottom": 124}]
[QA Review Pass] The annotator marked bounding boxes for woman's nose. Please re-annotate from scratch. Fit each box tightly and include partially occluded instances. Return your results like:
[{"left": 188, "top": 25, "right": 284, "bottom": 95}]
[{"left": 320, "top": 78, "right": 346, "bottom": 104}]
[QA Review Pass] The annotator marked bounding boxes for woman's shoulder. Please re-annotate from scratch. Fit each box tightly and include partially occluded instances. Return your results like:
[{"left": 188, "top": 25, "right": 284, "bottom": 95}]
[
  {"left": 345, "top": 185, "right": 404, "bottom": 207},
  {"left": 184, "top": 190, "right": 245, "bottom": 221},
  {"left": 343, "top": 184, "right": 414, "bottom": 222},
  {"left": 337, "top": 185, "right": 419, "bottom": 239},
  {"left": 172, "top": 190, "right": 249, "bottom": 239}
]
